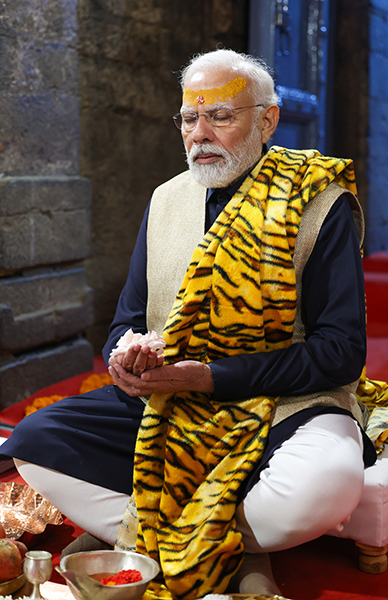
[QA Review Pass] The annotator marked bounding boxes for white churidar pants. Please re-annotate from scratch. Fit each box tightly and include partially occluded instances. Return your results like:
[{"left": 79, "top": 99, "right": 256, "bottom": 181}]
[
  {"left": 15, "top": 413, "right": 365, "bottom": 549},
  {"left": 14, "top": 459, "right": 129, "bottom": 545},
  {"left": 236, "top": 413, "right": 365, "bottom": 552}
]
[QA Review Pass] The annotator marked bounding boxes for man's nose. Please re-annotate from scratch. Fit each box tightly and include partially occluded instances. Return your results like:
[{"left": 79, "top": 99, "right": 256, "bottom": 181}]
[{"left": 191, "top": 114, "right": 216, "bottom": 142}]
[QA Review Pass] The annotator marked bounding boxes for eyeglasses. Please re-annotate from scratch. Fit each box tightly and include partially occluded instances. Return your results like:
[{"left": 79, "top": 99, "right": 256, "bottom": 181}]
[{"left": 172, "top": 104, "right": 265, "bottom": 131}]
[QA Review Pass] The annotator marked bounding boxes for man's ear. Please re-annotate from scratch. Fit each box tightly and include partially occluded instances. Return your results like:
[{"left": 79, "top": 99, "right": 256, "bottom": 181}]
[{"left": 260, "top": 105, "right": 280, "bottom": 144}]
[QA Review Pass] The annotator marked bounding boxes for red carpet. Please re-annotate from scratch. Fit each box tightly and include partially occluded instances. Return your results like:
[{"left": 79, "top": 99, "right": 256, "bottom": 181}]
[
  {"left": 273, "top": 536, "right": 388, "bottom": 600},
  {"left": 1, "top": 344, "right": 388, "bottom": 598}
]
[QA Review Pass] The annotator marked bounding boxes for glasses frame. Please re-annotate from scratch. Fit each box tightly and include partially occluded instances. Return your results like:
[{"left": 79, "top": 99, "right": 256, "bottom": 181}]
[{"left": 172, "top": 103, "right": 265, "bottom": 131}]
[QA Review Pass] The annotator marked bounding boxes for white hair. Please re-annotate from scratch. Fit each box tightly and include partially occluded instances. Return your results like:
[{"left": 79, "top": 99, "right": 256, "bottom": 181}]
[{"left": 179, "top": 48, "right": 278, "bottom": 107}]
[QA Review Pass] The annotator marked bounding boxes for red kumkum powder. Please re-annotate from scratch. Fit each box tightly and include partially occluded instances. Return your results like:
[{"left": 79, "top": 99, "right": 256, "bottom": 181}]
[{"left": 101, "top": 569, "right": 143, "bottom": 585}]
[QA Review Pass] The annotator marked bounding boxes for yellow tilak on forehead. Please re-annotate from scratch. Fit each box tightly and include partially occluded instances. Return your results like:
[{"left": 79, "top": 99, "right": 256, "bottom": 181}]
[{"left": 183, "top": 76, "right": 247, "bottom": 106}]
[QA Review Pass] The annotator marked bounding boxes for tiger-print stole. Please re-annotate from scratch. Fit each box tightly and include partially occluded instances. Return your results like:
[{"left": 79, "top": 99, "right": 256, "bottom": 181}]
[{"left": 116, "top": 147, "right": 359, "bottom": 600}]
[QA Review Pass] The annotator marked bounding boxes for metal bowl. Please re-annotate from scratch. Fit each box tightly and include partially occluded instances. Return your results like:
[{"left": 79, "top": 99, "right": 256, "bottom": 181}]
[
  {"left": 0, "top": 573, "right": 25, "bottom": 596},
  {"left": 57, "top": 550, "right": 159, "bottom": 600}
]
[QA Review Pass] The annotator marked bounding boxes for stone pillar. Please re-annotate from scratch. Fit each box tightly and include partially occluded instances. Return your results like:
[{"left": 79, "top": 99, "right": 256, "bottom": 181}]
[
  {"left": 0, "top": 0, "right": 94, "bottom": 408},
  {"left": 332, "top": 0, "right": 369, "bottom": 214}
]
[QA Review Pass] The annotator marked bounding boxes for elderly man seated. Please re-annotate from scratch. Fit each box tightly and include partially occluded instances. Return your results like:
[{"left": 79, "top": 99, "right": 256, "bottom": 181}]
[{"left": 2, "top": 48, "right": 386, "bottom": 599}]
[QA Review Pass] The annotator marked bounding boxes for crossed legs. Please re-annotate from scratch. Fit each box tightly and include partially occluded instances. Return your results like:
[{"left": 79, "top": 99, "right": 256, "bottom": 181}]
[{"left": 15, "top": 413, "right": 365, "bottom": 594}]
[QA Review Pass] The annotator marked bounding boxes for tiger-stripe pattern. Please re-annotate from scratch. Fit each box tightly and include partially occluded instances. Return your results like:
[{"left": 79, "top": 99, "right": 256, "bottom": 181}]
[
  {"left": 358, "top": 368, "right": 388, "bottom": 451},
  {"left": 116, "top": 147, "right": 386, "bottom": 599}
]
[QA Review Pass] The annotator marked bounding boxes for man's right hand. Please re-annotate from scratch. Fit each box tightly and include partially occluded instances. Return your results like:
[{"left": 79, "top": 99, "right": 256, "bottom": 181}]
[{"left": 120, "top": 344, "right": 164, "bottom": 376}]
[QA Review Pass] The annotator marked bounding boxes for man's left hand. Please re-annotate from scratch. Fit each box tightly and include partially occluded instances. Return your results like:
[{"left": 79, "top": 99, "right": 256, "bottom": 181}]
[{"left": 108, "top": 360, "right": 214, "bottom": 397}]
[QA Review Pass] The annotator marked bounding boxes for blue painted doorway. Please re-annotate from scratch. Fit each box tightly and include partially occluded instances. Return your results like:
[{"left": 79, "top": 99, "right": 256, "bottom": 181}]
[{"left": 249, "top": 0, "right": 334, "bottom": 154}]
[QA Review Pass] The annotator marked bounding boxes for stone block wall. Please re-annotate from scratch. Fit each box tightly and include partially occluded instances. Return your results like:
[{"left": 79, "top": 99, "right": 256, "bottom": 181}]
[
  {"left": 0, "top": 267, "right": 93, "bottom": 351},
  {"left": 0, "top": 177, "right": 91, "bottom": 269},
  {"left": 367, "top": 0, "right": 388, "bottom": 253},
  {"left": 0, "top": 0, "right": 248, "bottom": 405},
  {"left": 0, "top": 0, "right": 94, "bottom": 407},
  {"left": 0, "top": 0, "right": 80, "bottom": 176}
]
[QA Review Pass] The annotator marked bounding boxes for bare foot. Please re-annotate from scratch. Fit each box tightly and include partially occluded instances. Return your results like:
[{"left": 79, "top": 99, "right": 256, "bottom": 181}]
[{"left": 228, "top": 552, "right": 281, "bottom": 596}]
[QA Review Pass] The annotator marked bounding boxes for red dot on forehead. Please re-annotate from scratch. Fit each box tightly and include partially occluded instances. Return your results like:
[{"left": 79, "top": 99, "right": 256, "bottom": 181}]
[{"left": 196, "top": 95, "right": 205, "bottom": 104}]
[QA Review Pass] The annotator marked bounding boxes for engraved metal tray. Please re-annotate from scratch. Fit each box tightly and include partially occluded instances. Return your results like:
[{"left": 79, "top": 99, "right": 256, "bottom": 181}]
[{"left": 0, "top": 482, "right": 63, "bottom": 539}]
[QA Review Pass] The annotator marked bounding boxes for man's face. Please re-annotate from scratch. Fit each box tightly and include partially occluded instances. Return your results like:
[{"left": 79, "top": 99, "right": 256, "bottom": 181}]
[{"left": 181, "top": 68, "right": 263, "bottom": 188}]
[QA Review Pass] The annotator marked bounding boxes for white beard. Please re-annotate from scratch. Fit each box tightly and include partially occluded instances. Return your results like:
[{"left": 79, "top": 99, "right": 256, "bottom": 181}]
[{"left": 185, "top": 126, "right": 263, "bottom": 188}]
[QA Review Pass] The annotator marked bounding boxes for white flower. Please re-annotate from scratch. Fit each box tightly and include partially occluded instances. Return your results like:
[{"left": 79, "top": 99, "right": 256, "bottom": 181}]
[{"left": 109, "top": 329, "right": 166, "bottom": 366}]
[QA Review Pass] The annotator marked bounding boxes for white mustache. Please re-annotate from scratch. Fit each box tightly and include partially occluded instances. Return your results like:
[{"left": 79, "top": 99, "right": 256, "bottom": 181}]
[{"left": 188, "top": 143, "right": 230, "bottom": 161}]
